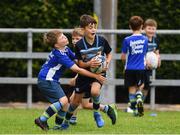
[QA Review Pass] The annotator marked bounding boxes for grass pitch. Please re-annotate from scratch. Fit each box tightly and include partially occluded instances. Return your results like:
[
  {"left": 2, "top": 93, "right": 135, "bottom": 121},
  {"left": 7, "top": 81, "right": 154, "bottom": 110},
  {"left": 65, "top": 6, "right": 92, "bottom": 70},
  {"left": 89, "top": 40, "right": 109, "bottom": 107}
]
[{"left": 0, "top": 108, "right": 180, "bottom": 134}]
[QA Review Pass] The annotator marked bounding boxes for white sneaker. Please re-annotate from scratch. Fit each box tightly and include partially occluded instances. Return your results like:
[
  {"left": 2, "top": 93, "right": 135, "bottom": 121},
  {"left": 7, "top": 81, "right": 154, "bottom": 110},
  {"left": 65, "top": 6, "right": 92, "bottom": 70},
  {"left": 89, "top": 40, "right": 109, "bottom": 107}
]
[{"left": 126, "top": 107, "right": 134, "bottom": 113}]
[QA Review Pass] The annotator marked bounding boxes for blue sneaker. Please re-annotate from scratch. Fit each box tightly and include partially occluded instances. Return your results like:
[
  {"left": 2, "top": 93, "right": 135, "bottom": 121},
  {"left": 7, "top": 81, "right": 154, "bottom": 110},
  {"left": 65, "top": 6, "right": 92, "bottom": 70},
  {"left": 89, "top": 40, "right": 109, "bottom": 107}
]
[
  {"left": 60, "top": 121, "right": 69, "bottom": 130},
  {"left": 94, "top": 112, "right": 104, "bottom": 128},
  {"left": 69, "top": 116, "right": 77, "bottom": 125}
]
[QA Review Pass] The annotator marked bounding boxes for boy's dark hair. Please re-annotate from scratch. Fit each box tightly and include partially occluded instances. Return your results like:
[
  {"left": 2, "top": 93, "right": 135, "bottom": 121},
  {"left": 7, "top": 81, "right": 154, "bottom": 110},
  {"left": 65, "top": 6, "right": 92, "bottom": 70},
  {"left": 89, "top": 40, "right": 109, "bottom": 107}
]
[
  {"left": 80, "top": 14, "right": 97, "bottom": 28},
  {"left": 144, "top": 19, "right": 157, "bottom": 28},
  {"left": 129, "top": 16, "right": 144, "bottom": 31},
  {"left": 43, "top": 30, "right": 62, "bottom": 47}
]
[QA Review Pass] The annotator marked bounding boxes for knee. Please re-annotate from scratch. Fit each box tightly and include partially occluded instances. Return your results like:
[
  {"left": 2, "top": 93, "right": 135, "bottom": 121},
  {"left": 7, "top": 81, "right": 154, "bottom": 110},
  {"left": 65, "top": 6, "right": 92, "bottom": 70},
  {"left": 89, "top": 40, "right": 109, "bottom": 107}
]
[
  {"left": 71, "top": 96, "right": 81, "bottom": 106},
  {"left": 91, "top": 91, "right": 99, "bottom": 97},
  {"left": 59, "top": 96, "right": 69, "bottom": 111},
  {"left": 139, "top": 84, "right": 144, "bottom": 90},
  {"left": 82, "top": 103, "right": 91, "bottom": 109},
  {"left": 59, "top": 96, "right": 68, "bottom": 106}
]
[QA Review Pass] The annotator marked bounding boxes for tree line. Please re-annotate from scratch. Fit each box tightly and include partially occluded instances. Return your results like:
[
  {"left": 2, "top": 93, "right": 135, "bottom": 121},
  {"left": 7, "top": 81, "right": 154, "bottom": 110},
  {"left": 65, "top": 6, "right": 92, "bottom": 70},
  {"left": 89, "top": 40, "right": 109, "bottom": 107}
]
[{"left": 0, "top": 0, "right": 179, "bottom": 103}]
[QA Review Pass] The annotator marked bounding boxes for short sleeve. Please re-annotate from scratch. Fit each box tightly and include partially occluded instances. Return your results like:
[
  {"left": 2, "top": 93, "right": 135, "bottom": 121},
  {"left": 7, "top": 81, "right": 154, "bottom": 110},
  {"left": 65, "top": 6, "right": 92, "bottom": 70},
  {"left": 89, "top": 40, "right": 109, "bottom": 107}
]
[
  {"left": 55, "top": 50, "right": 75, "bottom": 69},
  {"left": 122, "top": 39, "right": 128, "bottom": 53},
  {"left": 102, "top": 37, "right": 112, "bottom": 54},
  {"left": 67, "top": 47, "right": 76, "bottom": 60}
]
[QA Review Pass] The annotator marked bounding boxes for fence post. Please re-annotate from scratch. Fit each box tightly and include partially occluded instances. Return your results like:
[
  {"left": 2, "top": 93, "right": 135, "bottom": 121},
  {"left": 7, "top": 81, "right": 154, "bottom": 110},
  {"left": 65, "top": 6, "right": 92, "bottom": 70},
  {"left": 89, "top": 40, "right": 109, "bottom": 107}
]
[
  {"left": 97, "top": 0, "right": 117, "bottom": 104},
  {"left": 27, "top": 29, "right": 33, "bottom": 108},
  {"left": 150, "top": 69, "right": 156, "bottom": 110}
]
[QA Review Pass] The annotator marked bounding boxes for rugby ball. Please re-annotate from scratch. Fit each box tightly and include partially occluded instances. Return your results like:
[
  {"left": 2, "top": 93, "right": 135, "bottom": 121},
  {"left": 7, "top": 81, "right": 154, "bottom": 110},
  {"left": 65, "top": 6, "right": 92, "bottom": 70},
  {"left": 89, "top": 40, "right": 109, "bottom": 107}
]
[
  {"left": 90, "top": 55, "right": 106, "bottom": 73},
  {"left": 146, "top": 52, "right": 158, "bottom": 69}
]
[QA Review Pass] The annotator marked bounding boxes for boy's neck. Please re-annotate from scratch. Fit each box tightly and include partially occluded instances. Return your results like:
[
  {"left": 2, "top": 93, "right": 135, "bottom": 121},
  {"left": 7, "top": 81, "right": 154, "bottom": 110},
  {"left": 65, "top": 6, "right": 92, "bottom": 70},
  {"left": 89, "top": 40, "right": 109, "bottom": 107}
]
[
  {"left": 147, "top": 36, "right": 153, "bottom": 41},
  {"left": 85, "top": 36, "right": 95, "bottom": 45},
  {"left": 133, "top": 30, "right": 141, "bottom": 35},
  {"left": 56, "top": 46, "right": 66, "bottom": 51}
]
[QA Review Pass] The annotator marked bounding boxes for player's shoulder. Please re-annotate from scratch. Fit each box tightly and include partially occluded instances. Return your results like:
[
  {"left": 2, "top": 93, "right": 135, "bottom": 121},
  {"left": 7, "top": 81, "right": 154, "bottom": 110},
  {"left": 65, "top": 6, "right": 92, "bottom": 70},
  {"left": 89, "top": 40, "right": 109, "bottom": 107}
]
[
  {"left": 153, "top": 34, "right": 159, "bottom": 40},
  {"left": 97, "top": 35, "right": 105, "bottom": 39},
  {"left": 143, "top": 33, "right": 154, "bottom": 40},
  {"left": 135, "top": 34, "right": 148, "bottom": 40},
  {"left": 97, "top": 35, "right": 110, "bottom": 47},
  {"left": 142, "top": 34, "right": 148, "bottom": 40},
  {"left": 53, "top": 47, "right": 68, "bottom": 57},
  {"left": 75, "top": 38, "right": 84, "bottom": 48},
  {"left": 65, "top": 46, "right": 72, "bottom": 51},
  {"left": 97, "top": 35, "right": 107, "bottom": 42},
  {"left": 124, "top": 34, "right": 134, "bottom": 40}
]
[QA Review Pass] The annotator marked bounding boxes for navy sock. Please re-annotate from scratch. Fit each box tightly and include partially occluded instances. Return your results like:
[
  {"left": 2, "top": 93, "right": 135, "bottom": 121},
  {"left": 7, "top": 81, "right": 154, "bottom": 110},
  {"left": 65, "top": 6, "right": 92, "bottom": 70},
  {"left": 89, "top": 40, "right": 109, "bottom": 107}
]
[
  {"left": 55, "top": 109, "right": 66, "bottom": 125},
  {"left": 129, "top": 93, "right": 136, "bottom": 110},
  {"left": 92, "top": 96, "right": 100, "bottom": 110},
  {"left": 64, "top": 104, "right": 78, "bottom": 122},
  {"left": 103, "top": 105, "right": 109, "bottom": 113}
]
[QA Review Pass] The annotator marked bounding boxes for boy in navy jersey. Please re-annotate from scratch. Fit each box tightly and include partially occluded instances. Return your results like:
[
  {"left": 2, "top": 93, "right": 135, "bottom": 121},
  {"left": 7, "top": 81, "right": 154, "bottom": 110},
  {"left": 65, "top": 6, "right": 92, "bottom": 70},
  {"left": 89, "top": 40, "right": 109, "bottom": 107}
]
[
  {"left": 34, "top": 30, "right": 106, "bottom": 131},
  {"left": 143, "top": 19, "right": 161, "bottom": 100},
  {"left": 60, "top": 14, "right": 117, "bottom": 130},
  {"left": 68, "top": 28, "right": 116, "bottom": 125},
  {"left": 121, "top": 16, "right": 148, "bottom": 116}
]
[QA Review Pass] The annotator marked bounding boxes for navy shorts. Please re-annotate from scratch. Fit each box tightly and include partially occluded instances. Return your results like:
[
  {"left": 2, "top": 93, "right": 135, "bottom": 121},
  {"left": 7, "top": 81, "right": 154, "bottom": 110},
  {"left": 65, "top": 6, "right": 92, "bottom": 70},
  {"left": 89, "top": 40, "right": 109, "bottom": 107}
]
[
  {"left": 75, "top": 75, "right": 103, "bottom": 95},
  {"left": 37, "top": 79, "right": 66, "bottom": 103},
  {"left": 144, "top": 70, "right": 152, "bottom": 90},
  {"left": 124, "top": 70, "right": 145, "bottom": 88},
  {"left": 83, "top": 89, "right": 91, "bottom": 98}
]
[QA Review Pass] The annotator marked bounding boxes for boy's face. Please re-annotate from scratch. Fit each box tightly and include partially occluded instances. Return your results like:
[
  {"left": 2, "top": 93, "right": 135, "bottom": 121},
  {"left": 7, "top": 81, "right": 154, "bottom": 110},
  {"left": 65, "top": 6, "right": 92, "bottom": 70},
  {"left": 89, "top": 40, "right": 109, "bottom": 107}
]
[
  {"left": 55, "top": 34, "right": 69, "bottom": 48},
  {"left": 144, "top": 26, "right": 157, "bottom": 37},
  {"left": 84, "top": 23, "right": 97, "bottom": 40},
  {"left": 72, "top": 35, "right": 82, "bottom": 46}
]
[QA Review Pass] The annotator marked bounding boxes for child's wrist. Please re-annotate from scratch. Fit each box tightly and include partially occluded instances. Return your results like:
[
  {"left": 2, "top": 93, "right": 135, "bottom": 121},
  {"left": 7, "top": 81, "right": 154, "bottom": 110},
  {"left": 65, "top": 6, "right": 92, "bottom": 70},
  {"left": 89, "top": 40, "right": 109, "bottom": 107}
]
[{"left": 87, "top": 61, "right": 91, "bottom": 67}]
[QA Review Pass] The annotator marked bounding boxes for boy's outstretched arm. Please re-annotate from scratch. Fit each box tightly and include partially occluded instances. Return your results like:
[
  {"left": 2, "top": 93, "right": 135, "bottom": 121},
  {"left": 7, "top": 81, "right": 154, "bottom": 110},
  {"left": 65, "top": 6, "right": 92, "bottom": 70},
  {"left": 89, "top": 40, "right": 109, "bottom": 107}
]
[
  {"left": 70, "top": 64, "right": 106, "bottom": 84},
  {"left": 78, "top": 59, "right": 101, "bottom": 68}
]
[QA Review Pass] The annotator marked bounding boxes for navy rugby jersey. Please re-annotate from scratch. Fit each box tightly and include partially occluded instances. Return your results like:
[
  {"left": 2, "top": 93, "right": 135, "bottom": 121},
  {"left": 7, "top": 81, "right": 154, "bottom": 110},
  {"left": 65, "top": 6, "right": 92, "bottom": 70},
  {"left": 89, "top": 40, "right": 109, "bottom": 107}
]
[
  {"left": 38, "top": 46, "right": 76, "bottom": 82},
  {"left": 75, "top": 35, "right": 111, "bottom": 70},
  {"left": 146, "top": 35, "right": 159, "bottom": 52},
  {"left": 122, "top": 34, "right": 148, "bottom": 70},
  {"left": 75, "top": 35, "right": 111, "bottom": 62}
]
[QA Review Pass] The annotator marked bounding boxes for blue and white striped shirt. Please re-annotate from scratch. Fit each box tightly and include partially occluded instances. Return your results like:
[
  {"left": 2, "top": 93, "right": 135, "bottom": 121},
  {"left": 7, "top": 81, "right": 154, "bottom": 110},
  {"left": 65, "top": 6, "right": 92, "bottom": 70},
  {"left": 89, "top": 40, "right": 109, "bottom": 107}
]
[{"left": 38, "top": 47, "right": 75, "bottom": 82}]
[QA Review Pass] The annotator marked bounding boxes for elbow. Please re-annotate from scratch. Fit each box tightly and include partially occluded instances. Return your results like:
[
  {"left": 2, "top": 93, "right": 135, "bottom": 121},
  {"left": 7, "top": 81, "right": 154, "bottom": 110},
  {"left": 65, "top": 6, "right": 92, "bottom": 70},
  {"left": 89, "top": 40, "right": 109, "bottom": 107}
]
[
  {"left": 75, "top": 67, "right": 81, "bottom": 74},
  {"left": 71, "top": 64, "right": 81, "bottom": 73},
  {"left": 121, "top": 56, "right": 126, "bottom": 61}
]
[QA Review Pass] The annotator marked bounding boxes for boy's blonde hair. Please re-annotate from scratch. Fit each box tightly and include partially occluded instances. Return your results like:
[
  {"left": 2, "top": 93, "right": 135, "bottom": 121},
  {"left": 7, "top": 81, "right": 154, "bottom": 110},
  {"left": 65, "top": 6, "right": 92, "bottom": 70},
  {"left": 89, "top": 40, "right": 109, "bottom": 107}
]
[
  {"left": 43, "top": 30, "right": 62, "bottom": 47},
  {"left": 72, "top": 28, "right": 84, "bottom": 37},
  {"left": 144, "top": 19, "right": 157, "bottom": 28}
]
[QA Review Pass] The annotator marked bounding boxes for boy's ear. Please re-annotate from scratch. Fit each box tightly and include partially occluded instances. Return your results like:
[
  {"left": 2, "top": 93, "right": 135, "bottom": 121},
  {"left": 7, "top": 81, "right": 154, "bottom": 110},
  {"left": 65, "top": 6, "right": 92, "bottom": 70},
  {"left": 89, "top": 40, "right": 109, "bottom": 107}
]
[{"left": 81, "top": 28, "right": 85, "bottom": 33}]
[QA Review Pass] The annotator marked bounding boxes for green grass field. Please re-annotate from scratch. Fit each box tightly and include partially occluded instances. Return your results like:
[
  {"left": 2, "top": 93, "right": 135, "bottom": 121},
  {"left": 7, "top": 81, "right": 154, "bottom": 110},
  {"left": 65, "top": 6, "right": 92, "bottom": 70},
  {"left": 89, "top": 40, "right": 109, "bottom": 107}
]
[{"left": 0, "top": 108, "right": 180, "bottom": 134}]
